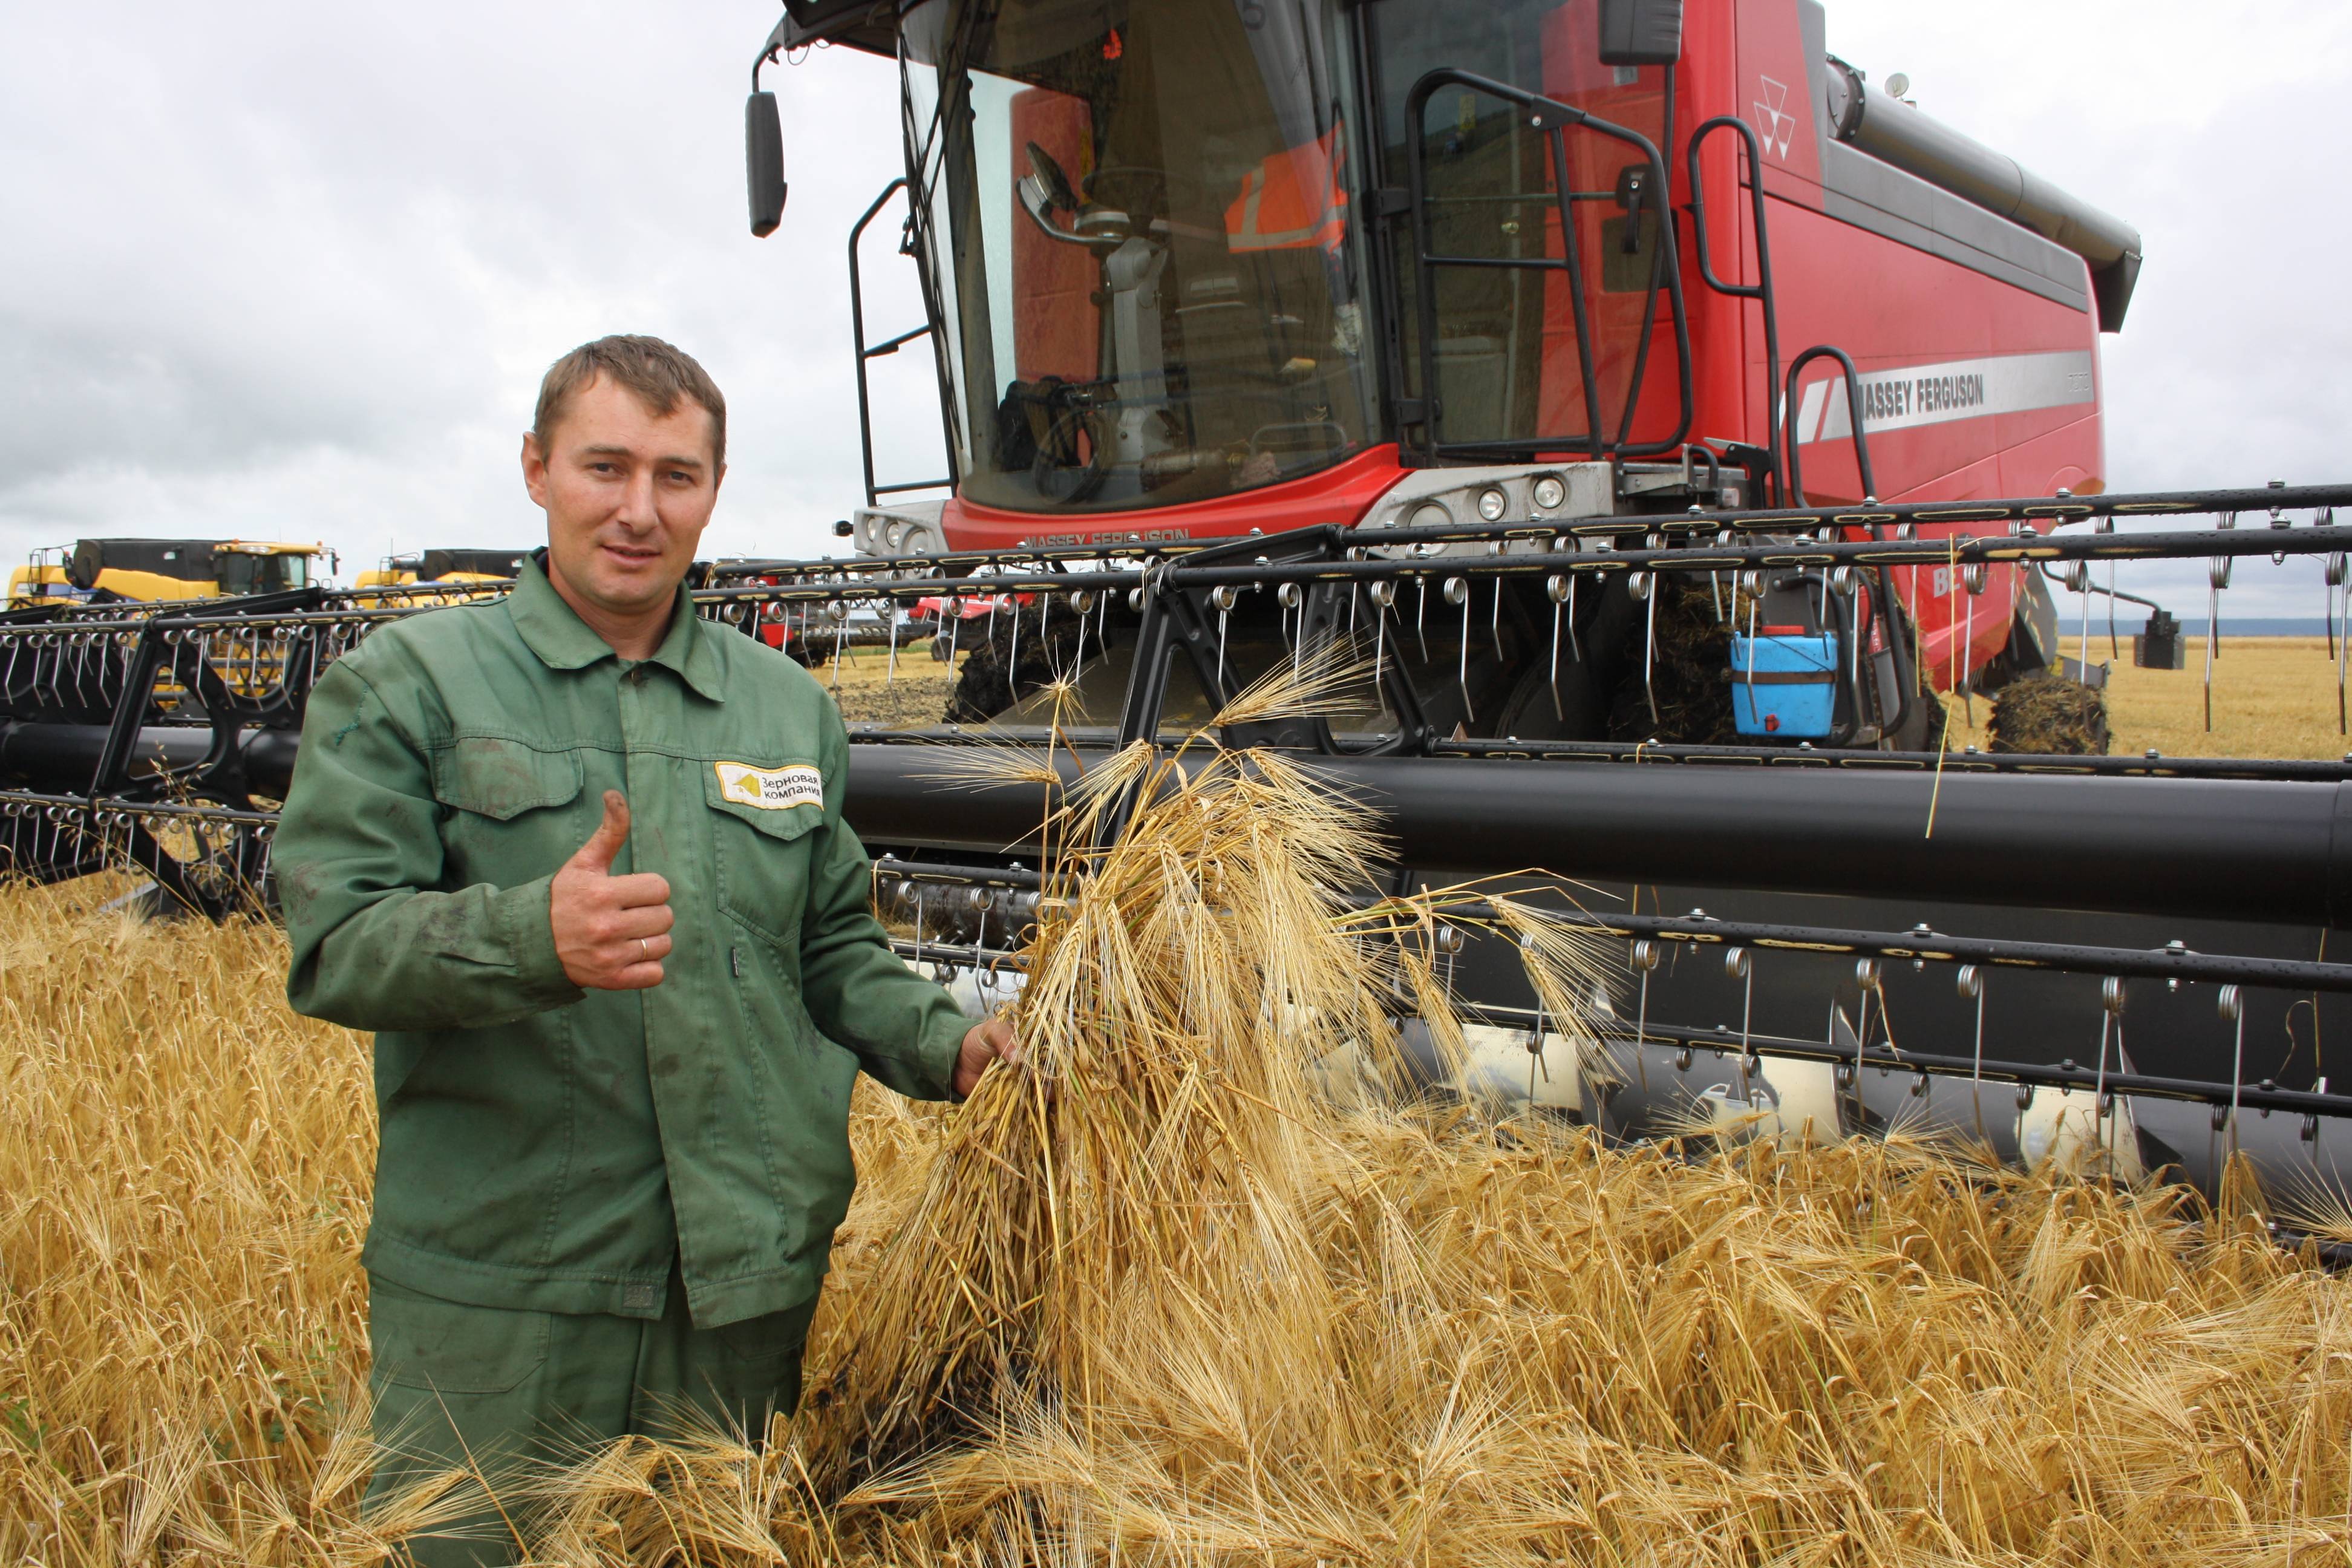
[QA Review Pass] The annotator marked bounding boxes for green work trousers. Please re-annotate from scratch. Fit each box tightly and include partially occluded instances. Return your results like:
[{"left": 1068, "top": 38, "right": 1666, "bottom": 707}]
[{"left": 363, "top": 1270, "right": 819, "bottom": 1568}]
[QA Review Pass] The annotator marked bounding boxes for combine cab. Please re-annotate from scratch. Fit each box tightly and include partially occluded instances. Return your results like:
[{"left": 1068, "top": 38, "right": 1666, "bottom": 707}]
[{"left": 8, "top": 538, "right": 328, "bottom": 607}]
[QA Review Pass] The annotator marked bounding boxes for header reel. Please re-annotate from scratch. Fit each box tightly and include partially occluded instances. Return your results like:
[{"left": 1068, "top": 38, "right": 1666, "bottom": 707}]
[{"left": 5, "top": 487, "right": 2352, "bottom": 1210}]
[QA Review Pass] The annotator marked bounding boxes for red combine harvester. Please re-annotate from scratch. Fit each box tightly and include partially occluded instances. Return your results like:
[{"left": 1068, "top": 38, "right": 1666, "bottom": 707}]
[
  {"left": 714, "top": 0, "right": 2352, "bottom": 1194},
  {"left": 751, "top": 0, "right": 2138, "bottom": 748}
]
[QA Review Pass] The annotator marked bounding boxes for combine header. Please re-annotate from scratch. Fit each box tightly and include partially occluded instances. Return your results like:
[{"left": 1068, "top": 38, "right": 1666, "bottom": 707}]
[{"left": 5, "top": 0, "right": 2351, "bottom": 1214}]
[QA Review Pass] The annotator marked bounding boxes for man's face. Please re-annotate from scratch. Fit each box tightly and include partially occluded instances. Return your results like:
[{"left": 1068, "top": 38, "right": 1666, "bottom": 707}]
[{"left": 522, "top": 375, "right": 724, "bottom": 625}]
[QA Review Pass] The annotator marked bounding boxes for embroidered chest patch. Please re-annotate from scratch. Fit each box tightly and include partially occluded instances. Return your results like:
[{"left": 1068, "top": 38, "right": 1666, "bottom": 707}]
[{"left": 713, "top": 761, "right": 824, "bottom": 811}]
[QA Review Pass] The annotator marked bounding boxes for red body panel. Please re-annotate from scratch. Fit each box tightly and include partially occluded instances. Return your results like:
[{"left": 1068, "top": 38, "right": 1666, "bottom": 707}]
[
  {"left": 1534, "top": 0, "right": 1682, "bottom": 447},
  {"left": 935, "top": 0, "right": 2111, "bottom": 691},
  {"left": 1697, "top": 0, "right": 2105, "bottom": 681},
  {"left": 941, "top": 445, "right": 1411, "bottom": 550}
]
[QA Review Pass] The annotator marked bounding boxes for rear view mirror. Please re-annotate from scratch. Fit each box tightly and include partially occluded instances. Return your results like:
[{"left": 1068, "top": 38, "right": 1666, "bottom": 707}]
[
  {"left": 746, "top": 90, "right": 786, "bottom": 237},
  {"left": 1025, "top": 142, "right": 1079, "bottom": 212},
  {"left": 1597, "top": 0, "right": 1683, "bottom": 65},
  {"left": 1018, "top": 140, "right": 1103, "bottom": 247}
]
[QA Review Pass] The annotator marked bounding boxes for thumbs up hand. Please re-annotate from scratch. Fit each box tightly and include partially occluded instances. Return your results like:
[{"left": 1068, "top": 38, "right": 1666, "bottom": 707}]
[{"left": 550, "top": 791, "right": 674, "bottom": 990}]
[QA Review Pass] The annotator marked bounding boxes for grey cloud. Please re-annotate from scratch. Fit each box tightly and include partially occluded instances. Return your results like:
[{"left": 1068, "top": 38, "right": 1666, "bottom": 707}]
[{"left": 0, "top": 1, "right": 915, "bottom": 568}]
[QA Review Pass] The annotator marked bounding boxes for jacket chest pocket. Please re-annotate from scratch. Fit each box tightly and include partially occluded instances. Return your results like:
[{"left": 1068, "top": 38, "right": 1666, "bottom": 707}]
[
  {"left": 428, "top": 736, "right": 586, "bottom": 875},
  {"left": 705, "top": 759, "right": 822, "bottom": 947}
]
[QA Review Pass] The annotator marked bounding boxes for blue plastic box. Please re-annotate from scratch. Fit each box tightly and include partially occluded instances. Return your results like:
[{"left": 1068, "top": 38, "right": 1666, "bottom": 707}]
[{"left": 1730, "top": 632, "right": 1840, "bottom": 738}]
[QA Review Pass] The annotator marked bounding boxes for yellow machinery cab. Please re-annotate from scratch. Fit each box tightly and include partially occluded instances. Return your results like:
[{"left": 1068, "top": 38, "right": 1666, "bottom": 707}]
[{"left": 6, "top": 538, "right": 328, "bottom": 607}]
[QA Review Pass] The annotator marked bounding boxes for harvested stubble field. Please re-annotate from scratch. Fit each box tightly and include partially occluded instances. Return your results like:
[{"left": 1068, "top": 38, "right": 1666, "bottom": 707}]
[
  {"left": 8, "top": 668, "right": 2352, "bottom": 1565},
  {"left": 815, "top": 652, "right": 961, "bottom": 731},
  {"left": 1950, "top": 635, "right": 2350, "bottom": 760}
]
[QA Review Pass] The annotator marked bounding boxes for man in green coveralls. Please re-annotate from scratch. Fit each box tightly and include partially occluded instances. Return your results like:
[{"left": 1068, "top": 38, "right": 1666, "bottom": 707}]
[{"left": 275, "top": 335, "right": 1016, "bottom": 1566}]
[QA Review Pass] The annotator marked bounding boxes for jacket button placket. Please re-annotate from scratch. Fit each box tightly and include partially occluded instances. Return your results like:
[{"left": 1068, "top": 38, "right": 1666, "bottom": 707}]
[{"left": 621, "top": 662, "right": 690, "bottom": 1301}]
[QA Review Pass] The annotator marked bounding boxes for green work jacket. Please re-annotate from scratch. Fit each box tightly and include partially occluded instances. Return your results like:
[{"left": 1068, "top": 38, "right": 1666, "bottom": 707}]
[{"left": 277, "top": 555, "right": 968, "bottom": 1328}]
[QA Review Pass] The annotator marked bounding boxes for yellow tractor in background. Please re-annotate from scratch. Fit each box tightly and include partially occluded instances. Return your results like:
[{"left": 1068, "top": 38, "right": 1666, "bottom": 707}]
[{"left": 7, "top": 538, "right": 329, "bottom": 607}]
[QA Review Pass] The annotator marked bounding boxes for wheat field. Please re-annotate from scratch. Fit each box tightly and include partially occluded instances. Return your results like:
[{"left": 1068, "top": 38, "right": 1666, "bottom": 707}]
[
  {"left": 7, "top": 718, "right": 2352, "bottom": 1564},
  {"left": 8, "top": 641, "right": 2352, "bottom": 1563},
  {"left": 1936, "top": 635, "right": 2347, "bottom": 760}
]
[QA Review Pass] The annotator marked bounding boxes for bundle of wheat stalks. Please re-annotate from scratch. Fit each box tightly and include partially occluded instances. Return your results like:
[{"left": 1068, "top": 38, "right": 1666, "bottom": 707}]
[
  {"left": 5, "top": 665, "right": 2352, "bottom": 1564},
  {"left": 789, "top": 655, "right": 1606, "bottom": 1491}
]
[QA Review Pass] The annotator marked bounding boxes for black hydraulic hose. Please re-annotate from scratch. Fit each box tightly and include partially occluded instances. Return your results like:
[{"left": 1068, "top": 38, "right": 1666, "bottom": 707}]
[
  {"left": 2036, "top": 560, "right": 2165, "bottom": 613},
  {"left": 1682, "top": 443, "right": 1723, "bottom": 499},
  {"left": 1869, "top": 563, "right": 1919, "bottom": 744}
]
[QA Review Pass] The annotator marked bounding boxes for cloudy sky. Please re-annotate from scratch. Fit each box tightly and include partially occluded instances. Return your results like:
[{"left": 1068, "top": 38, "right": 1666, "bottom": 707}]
[{"left": 4, "top": 1, "right": 2348, "bottom": 614}]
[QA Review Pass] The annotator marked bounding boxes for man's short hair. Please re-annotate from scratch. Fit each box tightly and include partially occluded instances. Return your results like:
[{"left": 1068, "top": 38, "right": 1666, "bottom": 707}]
[{"left": 532, "top": 335, "right": 727, "bottom": 469}]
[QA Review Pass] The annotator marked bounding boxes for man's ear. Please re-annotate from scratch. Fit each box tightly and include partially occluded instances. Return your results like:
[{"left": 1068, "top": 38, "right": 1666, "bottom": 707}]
[
  {"left": 711, "top": 462, "right": 728, "bottom": 498},
  {"left": 521, "top": 431, "right": 552, "bottom": 510}
]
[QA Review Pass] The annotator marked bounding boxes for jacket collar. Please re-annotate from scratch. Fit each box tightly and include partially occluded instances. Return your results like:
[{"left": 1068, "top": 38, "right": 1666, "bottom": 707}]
[{"left": 509, "top": 549, "right": 726, "bottom": 702}]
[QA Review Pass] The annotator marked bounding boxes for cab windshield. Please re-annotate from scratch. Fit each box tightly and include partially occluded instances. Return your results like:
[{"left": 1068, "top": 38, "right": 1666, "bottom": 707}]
[
  {"left": 214, "top": 551, "right": 312, "bottom": 595},
  {"left": 901, "top": 0, "right": 1376, "bottom": 515},
  {"left": 1370, "top": 0, "right": 1682, "bottom": 457}
]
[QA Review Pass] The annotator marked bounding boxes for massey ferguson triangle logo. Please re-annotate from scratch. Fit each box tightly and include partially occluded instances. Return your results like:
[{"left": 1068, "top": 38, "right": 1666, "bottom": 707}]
[{"left": 1754, "top": 75, "right": 1796, "bottom": 158}]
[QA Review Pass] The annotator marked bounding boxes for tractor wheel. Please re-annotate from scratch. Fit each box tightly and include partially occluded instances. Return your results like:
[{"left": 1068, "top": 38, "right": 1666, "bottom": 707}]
[
  {"left": 1602, "top": 575, "right": 1740, "bottom": 744},
  {"left": 944, "top": 605, "right": 1087, "bottom": 724},
  {"left": 1891, "top": 669, "right": 1950, "bottom": 753},
  {"left": 1987, "top": 671, "right": 2111, "bottom": 755},
  {"left": 1493, "top": 644, "right": 1613, "bottom": 741}
]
